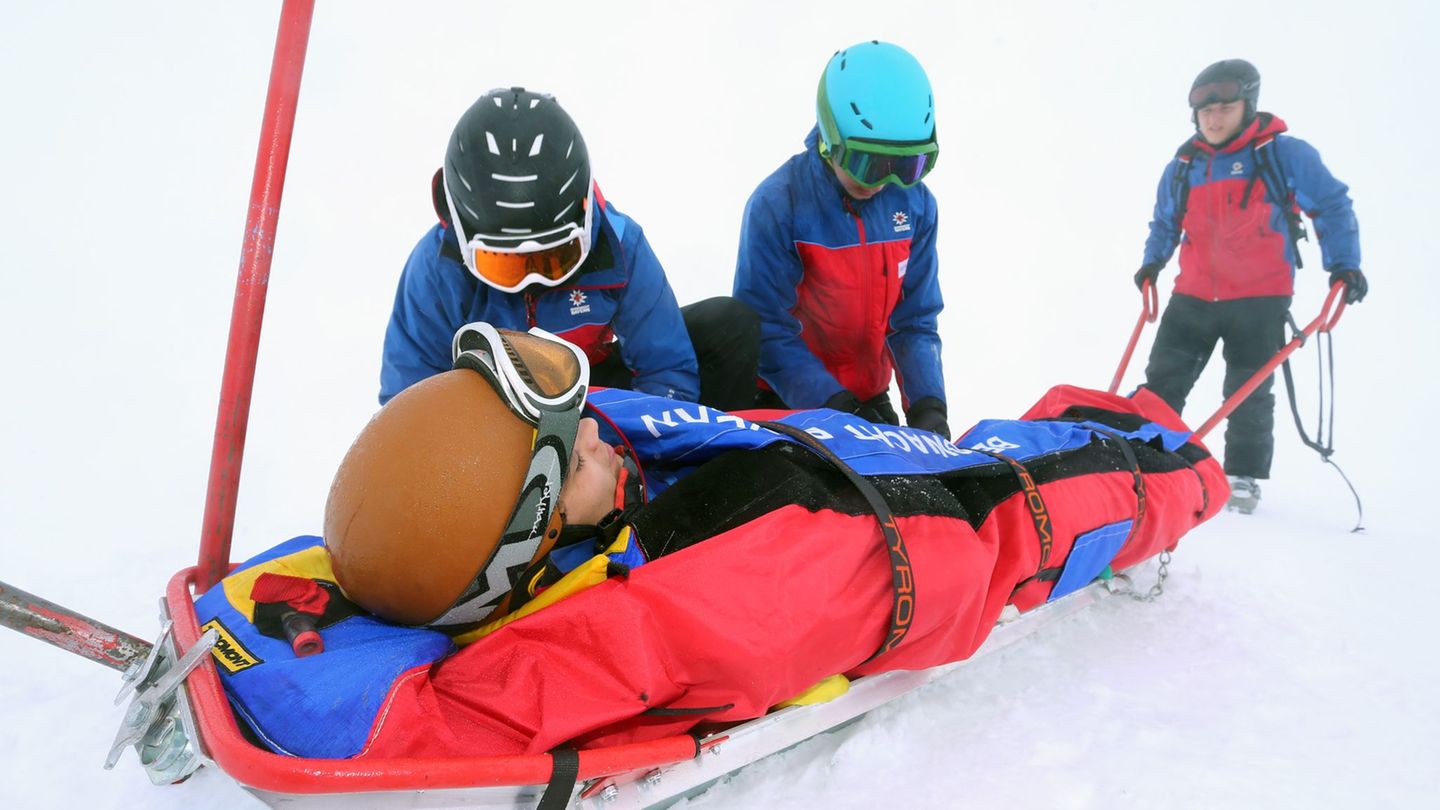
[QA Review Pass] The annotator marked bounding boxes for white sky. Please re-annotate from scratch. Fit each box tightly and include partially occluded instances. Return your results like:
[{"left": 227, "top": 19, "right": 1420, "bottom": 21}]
[{"left": 2, "top": 1, "right": 1437, "bottom": 807}]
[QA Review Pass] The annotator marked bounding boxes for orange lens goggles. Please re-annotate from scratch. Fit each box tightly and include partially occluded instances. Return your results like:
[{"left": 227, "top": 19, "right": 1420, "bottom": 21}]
[{"left": 470, "top": 237, "right": 587, "bottom": 291}]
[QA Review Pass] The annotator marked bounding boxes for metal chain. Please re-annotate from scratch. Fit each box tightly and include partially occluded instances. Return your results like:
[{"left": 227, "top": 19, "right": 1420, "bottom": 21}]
[
  {"left": 1135, "top": 549, "right": 1171, "bottom": 602},
  {"left": 1105, "top": 549, "right": 1171, "bottom": 602}
]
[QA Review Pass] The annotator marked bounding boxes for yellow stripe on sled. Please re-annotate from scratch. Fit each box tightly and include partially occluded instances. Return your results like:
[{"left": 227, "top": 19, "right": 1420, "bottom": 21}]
[
  {"left": 219, "top": 545, "right": 337, "bottom": 621},
  {"left": 450, "top": 527, "right": 633, "bottom": 646},
  {"left": 774, "top": 674, "right": 850, "bottom": 708}
]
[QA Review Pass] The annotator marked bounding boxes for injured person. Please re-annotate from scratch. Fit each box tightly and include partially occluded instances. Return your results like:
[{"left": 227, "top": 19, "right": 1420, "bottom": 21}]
[{"left": 194, "top": 322, "right": 1226, "bottom": 761}]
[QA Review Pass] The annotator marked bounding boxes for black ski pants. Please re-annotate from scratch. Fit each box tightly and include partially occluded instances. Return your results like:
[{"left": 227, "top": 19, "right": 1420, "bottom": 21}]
[
  {"left": 591, "top": 296, "right": 760, "bottom": 411},
  {"left": 1141, "top": 293, "right": 1290, "bottom": 479}
]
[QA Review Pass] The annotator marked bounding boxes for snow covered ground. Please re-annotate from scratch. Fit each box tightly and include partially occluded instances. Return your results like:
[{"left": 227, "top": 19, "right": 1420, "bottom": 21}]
[{"left": 2, "top": 1, "right": 1437, "bottom": 807}]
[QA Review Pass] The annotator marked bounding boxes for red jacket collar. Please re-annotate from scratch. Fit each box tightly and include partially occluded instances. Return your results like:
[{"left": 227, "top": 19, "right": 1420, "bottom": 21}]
[{"left": 1191, "top": 112, "right": 1288, "bottom": 155}]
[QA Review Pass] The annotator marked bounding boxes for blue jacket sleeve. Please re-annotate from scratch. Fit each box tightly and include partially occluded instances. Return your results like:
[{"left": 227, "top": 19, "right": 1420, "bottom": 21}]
[
  {"left": 1142, "top": 159, "right": 1183, "bottom": 268},
  {"left": 732, "top": 188, "right": 845, "bottom": 407},
  {"left": 1276, "top": 135, "right": 1361, "bottom": 272},
  {"left": 609, "top": 224, "right": 700, "bottom": 401},
  {"left": 379, "top": 228, "right": 472, "bottom": 405},
  {"left": 887, "top": 188, "right": 946, "bottom": 410}
]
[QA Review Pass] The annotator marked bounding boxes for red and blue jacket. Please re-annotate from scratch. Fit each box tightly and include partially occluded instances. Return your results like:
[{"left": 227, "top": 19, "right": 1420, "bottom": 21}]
[
  {"left": 380, "top": 188, "right": 699, "bottom": 405},
  {"left": 733, "top": 129, "right": 946, "bottom": 409},
  {"left": 1143, "top": 114, "right": 1361, "bottom": 301}
]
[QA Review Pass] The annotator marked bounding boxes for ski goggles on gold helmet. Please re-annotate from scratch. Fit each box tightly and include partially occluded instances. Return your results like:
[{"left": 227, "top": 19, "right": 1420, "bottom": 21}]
[
  {"left": 817, "top": 81, "right": 938, "bottom": 189},
  {"left": 443, "top": 175, "right": 596, "bottom": 294},
  {"left": 433, "top": 322, "right": 590, "bottom": 626}
]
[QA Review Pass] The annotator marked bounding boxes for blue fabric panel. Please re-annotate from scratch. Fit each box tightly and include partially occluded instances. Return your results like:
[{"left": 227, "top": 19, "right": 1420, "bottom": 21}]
[
  {"left": 193, "top": 535, "right": 454, "bottom": 758},
  {"left": 587, "top": 388, "right": 1189, "bottom": 498},
  {"left": 1048, "top": 520, "right": 1133, "bottom": 602}
]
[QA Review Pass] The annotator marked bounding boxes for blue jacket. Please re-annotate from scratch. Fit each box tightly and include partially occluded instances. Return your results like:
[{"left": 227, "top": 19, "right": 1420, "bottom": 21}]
[
  {"left": 380, "top": 193, "right": 699, "bottom": 404},
  {"left": 733, "top": 129, "right": 946, "bottom": 410},
  {"left": 1142, "top": 114, "right": 1360, "bottom": 301}
]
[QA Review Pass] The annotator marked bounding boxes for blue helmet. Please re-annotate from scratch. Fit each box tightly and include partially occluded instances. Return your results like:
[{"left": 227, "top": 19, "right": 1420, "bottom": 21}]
[{"left": 816, "top": 41, "right": 937, "bottom": 188}]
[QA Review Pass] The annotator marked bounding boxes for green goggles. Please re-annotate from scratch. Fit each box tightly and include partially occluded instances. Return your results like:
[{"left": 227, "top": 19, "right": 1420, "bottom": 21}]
[
  {"left": 831, "top": 137, "right": 938, "bottom": 188},
  {"left": 817, "top": 84, "right": 939, "bottom": 188}
]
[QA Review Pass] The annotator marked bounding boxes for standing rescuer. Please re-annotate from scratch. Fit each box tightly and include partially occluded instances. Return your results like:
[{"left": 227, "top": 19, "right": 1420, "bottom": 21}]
[
  {"left": 1133, "top": 59, "right": 1365, "bottom": 513},
  {"left": 733, "top": 41, "right": 950, "bottom": 438}
]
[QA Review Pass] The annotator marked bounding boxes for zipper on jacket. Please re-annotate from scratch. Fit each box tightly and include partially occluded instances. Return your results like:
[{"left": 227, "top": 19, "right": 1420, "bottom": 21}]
[
  {"left": 1205, "top": 156, "right": 1220, "bottom": 302},
  {"left": 844, "top": 197, "right": 868, "bottom": 245},
  {"left": 843, "top": 196, "right": 877, "bottom": 358},
  {"left": 524, "top": 291, "right": 538, "bottom": 328}
]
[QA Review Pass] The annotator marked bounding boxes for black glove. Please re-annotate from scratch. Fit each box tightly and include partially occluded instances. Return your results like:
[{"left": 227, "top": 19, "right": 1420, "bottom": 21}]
[
  {"left": 1128, "top": 262, "right": 1163, "bottom": 289},
  {"left": 1329, "top": 269, "right": 1368, "bottom": 304},
  {"left": 857, "top": 394, "right": 899, "bottom": 426},
  {"left": 824, "top": 391, "right": 899, "bottom": 425},
  {"left": 1133, "top": 262, "right": 1162, "bottom": 291},
  {"left": 906, "top": 397, "right": 950, "bottom": 439}
]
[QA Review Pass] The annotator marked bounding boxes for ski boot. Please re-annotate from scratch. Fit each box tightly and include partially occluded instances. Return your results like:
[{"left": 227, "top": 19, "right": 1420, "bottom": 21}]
[{"left": 1226, "top": 476, "right": 1261, "bottom": 514}]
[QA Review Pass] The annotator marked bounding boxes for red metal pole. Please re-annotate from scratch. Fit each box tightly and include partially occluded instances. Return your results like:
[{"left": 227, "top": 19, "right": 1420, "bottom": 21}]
[
  {"left": 196, "top": 0, "right": 316, "bottom": 592},
  {"left": 0, "top": 580, "right": 152, "bottom": 672},
  {"left": 1108, "top": 280, "right": 1160, "bottom": 394},
  {"left": 1193, "top": 283, "right": 1348, "bottom": 441}
]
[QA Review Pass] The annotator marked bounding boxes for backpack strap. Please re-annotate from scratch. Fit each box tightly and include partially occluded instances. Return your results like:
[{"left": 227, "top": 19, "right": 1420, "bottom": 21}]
[
  {"left": 1249, "top": 133, "right": 1310, "bottom": 269},
  {"left": 1169, "top": 138, "right": 1203, "bottom": 232}
]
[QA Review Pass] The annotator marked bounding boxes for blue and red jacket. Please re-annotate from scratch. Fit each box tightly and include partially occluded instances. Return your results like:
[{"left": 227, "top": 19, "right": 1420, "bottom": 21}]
[
  {"left": 733, "top": 129, "right": 946, "bottom": 409},
  {"left": 379, "top": 187, "right": 699, "bottom": 405},
  {"left": 1143, "top": 114, "right": 1361, "bottom": 301}
]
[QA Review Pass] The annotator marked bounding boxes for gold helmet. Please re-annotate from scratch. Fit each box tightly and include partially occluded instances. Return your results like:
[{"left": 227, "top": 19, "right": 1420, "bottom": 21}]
[{"left": 324, "top": 323, "right": 588, "bottom": 627}]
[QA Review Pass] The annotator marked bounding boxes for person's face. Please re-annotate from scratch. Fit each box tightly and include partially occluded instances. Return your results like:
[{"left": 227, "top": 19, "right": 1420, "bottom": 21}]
[
  {"left": 1196, "top": 100, "right": 1246, "bottom": 145},
  {"left": 557, "top": 417, "right": 623, "bottom": 526},
  {"left": 831, "top": 158, "right": 885, "bottom": 200}
]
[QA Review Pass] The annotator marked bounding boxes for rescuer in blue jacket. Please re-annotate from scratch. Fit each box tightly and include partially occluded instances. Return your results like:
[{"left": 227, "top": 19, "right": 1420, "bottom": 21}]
[
  {"left": 733, "top": 42, "right": 949, "bottom": 438},
  {"left": 1132, "top": 60, "right": 1365, "bottom": 513},
  {"left": 381, "top": 87, "right": 758, "bottom": 408}
]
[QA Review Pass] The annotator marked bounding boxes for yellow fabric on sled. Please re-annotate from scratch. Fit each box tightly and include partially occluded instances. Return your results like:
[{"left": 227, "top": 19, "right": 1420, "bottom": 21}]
[
  {"left": 219, "top": 545, "right": 336, "bottom": 621},
  {"left": 450, "top": 526, "right": 635, "bottom": 647},
  {"left": 774, "top": 674, "right": 850, "bottom": 709}
]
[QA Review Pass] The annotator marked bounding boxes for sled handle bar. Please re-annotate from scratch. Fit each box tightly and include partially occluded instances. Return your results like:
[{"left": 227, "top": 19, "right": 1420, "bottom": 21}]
[
  {"left": 1193, "top": 282, "right": 1349, "bottom": 441},
  {"left": 1107, "top": 279, "right": 1160, "bottom": 394},
  {"left": 196, "top": 0, "right": 316, "bottom": 592},
  {"left": 0, "top": 580, "right": 152, "bottom": 672}
]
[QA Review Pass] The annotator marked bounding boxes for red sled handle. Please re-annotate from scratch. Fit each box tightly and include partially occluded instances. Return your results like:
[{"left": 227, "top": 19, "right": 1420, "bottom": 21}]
[
  {"left": 1193, "top": 282, "right": 1349, "bottom": 441},
  {"left": 1107, "top": 279, "right": 1160, "bottom": 395},
  {"left": 196, "top": 0, "right": 315, "bottom": 592}
]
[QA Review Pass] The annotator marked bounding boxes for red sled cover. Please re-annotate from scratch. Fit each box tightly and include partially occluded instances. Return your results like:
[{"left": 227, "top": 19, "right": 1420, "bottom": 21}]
[{"left": 355, "top": 386, "right": 1226, "bottom": 759}]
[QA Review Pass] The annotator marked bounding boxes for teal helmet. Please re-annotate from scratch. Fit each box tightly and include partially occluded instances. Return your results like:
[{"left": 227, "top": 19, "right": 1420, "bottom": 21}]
[{"left": 817, "top": 41, "right": 938, "bottom": 188}]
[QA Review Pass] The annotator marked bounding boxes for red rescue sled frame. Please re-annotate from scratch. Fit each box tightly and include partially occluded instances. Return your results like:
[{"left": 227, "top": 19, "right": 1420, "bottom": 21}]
[{"left": 130, "top": 2, "right": 1159, "bottom": 806}]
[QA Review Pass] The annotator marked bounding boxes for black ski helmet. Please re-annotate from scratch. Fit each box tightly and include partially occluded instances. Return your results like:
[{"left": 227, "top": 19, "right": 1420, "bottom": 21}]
[
  {"left": 1189, "top": 59, "right": 1260, "bottom": 123},
  {"left": 441, "top": 88, "right": 593, "bottom": 288}
]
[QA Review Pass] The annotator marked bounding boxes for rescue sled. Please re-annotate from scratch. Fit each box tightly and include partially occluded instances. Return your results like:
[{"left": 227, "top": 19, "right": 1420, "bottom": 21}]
[{"left": 0, "top": 1, "right": 1351, "bottom": 808}]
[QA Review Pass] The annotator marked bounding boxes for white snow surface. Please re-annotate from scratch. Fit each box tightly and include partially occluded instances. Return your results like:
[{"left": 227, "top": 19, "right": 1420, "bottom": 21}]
[{"left": 3, "top": 1, "right": 1438, "bottom": 807}]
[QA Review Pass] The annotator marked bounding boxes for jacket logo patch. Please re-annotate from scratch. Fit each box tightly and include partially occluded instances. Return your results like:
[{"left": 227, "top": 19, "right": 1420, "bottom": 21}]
[
  {"left": 891, "top": 211, "right": 911, "bottom": 233},
  {"left": 1230, "top": 161, "right": 1244, "bottom": 175},
  {"left": 203, "top": 618, "right": 264, "bottom": 674},
  {"left": 568, "top": 290, "right": 591, "bottom": 316}
]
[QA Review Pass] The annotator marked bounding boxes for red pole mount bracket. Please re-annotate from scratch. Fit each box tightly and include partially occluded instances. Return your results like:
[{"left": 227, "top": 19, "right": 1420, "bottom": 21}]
[
  {"left": 196, "top": 0, "right": 317, "bottom": 592},
  {"left": 1108, "top": 279, "right": 1160, "bottom": 395},
  {"left": 1193, "top": 282, "right": 1349, "bottom": 441}
]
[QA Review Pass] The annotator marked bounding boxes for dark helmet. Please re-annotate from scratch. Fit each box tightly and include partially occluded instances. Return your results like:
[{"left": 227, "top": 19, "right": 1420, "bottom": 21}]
[
  {"left": 441, "top": 88, "right": 594, "bottom": 290},
  {"left": 1189, "top": 59, "right": 1261, "bottom": 122}
]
